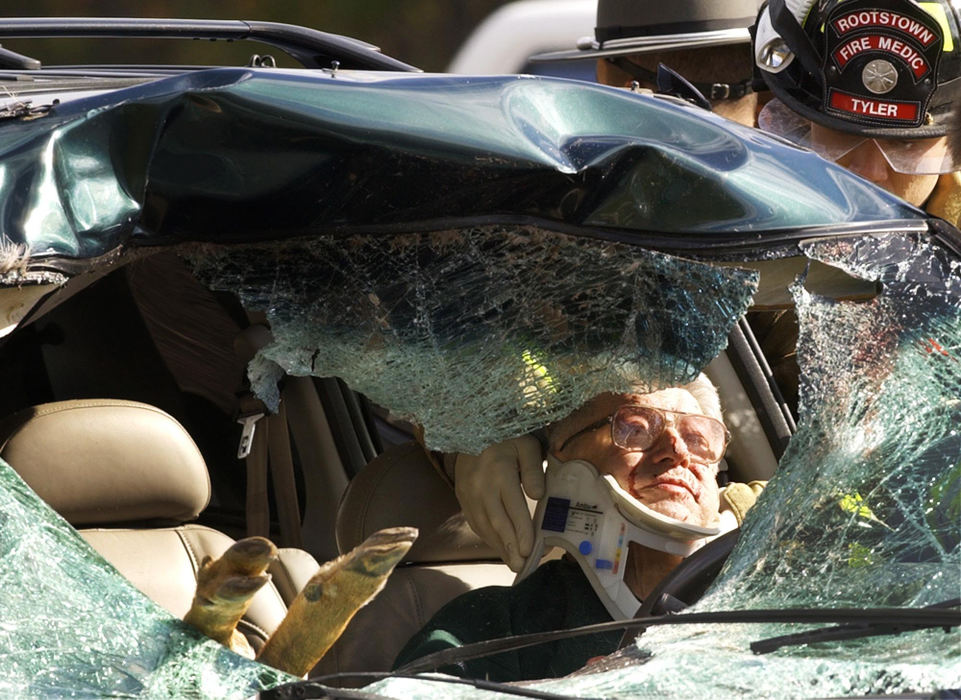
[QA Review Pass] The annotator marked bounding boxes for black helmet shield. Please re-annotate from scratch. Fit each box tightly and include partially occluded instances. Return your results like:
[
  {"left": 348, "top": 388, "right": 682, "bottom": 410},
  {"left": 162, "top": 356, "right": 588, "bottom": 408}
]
[{"left": 758, "top": 0, "right": 961, "bottom": 138}]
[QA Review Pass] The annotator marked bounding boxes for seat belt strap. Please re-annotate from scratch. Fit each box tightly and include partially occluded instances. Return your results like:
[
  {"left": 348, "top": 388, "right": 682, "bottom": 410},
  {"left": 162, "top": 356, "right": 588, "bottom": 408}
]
[
  {"left": 245, "top": 415, "right": 271, "bottom": 539},
  {"left": 267, "top": 397, "right": 303, "bottom": 549}
]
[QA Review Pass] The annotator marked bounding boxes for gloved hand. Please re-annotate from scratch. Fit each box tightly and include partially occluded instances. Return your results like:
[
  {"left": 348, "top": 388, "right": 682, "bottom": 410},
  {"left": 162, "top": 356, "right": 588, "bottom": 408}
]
[{"left": 454, "top": 434, "right": 545, "bottom": 572}]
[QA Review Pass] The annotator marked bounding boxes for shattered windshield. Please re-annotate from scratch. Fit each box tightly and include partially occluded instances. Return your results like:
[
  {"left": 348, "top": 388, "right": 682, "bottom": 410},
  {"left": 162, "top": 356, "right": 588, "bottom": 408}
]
[
  {"left": 1, "top": 226, "right": 958, "bottom": 697},
  {"left": 186, "top": 225, "right": 758, "bottom": 453}
]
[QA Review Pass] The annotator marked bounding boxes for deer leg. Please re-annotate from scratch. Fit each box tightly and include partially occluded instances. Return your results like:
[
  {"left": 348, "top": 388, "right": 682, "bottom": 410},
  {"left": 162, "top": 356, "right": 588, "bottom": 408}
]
[
  {"left": 257, "top": 526, "right": 417, "bottom": 676},
  {"left": 183, "top": 536, "right": 277, "bottom": 658}
]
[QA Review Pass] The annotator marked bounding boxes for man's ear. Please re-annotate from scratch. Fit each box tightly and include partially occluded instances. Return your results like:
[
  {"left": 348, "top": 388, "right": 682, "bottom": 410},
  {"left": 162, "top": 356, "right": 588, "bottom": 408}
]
[{"left": 545, "top": 413, "right": 575, "bottom": 456}]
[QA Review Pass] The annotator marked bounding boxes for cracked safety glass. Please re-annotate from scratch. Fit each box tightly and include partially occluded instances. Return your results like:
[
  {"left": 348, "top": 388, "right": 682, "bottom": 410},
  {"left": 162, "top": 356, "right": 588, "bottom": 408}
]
[
  {"left": 0, "top": 458, "right": 293, "bottom": 698},
  {"left": 185, "top": 224, "right": 759, "bottom": 454}
]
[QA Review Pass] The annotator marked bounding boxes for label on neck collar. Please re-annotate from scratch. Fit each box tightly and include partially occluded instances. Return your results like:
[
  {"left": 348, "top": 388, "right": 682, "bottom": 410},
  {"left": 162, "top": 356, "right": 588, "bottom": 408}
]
[{"left": 516, "top": 458, "right": 719, "bottom": 619}]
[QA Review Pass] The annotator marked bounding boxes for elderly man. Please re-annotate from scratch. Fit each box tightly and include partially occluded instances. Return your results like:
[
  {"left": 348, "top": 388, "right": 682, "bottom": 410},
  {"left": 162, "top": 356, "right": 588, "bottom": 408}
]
[
  {"left": 396, "top": 375, "right": 762, "bottom": 682},
  {"left": 454, "top": 0, "right": 766, "bottom": 574}
]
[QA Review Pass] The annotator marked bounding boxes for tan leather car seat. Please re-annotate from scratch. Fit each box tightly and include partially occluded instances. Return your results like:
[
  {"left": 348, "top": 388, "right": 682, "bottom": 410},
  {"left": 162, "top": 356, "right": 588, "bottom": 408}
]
[
  {"left": 0, "top": 399, "right": 320, "bottom": 653},
  {"left": 312, "top": 441, "right": 516, "bottom": 680}
]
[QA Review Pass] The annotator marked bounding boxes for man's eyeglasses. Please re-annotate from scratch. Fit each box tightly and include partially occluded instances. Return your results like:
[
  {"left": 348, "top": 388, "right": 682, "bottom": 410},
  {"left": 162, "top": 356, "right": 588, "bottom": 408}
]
[{"left": 558, "top": 404, "right": 729, "bottom": 464}]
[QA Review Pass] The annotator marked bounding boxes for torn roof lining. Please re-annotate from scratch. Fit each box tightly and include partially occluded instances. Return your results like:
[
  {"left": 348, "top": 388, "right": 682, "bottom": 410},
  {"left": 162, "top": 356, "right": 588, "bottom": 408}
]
[{"left": 0, "top": 69, "right": 927, "bottom": 266}]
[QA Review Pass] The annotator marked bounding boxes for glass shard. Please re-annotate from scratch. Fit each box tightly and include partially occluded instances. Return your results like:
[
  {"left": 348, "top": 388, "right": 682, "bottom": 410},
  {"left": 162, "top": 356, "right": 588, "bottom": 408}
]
[
  {"left": 185, "top": 225, "right": 758, "bottom": 454},
  {"left": 0, "top": 458, "right": 293, "bottom": 698}
]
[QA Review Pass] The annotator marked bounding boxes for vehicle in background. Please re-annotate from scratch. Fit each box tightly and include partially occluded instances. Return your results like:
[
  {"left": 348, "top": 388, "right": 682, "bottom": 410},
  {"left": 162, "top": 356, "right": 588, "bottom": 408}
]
[{"left": 447, "top": 0, "right": 595, "bottom": 80}]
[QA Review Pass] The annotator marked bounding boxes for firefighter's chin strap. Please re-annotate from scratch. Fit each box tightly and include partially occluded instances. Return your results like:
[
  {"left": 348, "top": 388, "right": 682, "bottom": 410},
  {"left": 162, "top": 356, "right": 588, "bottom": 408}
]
[
  {"left": 605, "top": 56, "right": 754, "bottom": 101},
  {"left": 515, "top": 456, "right": 719, "bottom": 620}
]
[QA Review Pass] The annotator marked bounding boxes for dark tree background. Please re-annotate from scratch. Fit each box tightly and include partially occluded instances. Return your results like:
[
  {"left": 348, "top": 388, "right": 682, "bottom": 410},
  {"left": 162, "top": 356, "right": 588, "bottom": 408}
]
[{"left": 0, "top": 1, "right": 511, "bottom": 71}]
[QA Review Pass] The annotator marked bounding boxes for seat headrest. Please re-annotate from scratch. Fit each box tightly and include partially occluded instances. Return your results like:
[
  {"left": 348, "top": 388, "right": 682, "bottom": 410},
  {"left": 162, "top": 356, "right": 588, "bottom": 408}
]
[
  {"left": 0, "top": 399, "right": 210, "bottom": 526},
  {"left": 336, "top": 441, "right": 498, "bottom": 563}
]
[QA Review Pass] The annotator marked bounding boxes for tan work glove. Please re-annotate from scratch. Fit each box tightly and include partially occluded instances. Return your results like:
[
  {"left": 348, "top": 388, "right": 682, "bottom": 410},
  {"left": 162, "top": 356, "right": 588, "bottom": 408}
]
[{"left": 453, "top": 434, "right": 545, "bottom": 572}]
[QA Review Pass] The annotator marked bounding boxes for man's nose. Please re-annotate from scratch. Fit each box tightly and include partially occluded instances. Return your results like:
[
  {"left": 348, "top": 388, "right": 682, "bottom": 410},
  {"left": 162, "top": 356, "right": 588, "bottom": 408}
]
[
  {"left": 650, "top": 427, "right": 692, "bottom": 467},
  {"left": 842, "top": 140, "right": 891, "bottom": 184}
]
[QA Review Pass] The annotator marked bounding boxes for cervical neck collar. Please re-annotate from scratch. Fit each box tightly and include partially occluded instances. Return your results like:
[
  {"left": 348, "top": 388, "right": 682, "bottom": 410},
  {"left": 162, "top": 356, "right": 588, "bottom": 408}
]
[{"left": 515, "top": 456, "right": 719, "bottom": 620}]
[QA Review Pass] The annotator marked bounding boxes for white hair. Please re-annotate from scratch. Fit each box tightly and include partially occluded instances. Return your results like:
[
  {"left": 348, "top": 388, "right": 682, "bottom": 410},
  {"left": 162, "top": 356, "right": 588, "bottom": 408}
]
[
  {"left": 546, "top": 371, "right": 724, "bottom": 448},
  {"left": 681, "top": 372, "right": 722, "bottom": 422}
]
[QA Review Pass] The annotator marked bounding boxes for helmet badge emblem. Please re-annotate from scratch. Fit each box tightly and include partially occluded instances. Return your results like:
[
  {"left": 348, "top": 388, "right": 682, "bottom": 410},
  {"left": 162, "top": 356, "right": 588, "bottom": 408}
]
[{"left": 862, "top": 59, "right": 898, "bottom": 94}]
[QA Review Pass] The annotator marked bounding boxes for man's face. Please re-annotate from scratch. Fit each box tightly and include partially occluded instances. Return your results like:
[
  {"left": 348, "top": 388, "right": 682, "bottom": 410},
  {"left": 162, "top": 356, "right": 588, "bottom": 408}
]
[
  {"left": 833, "top": 138, "right": 940, "bottom": 207},
  {"left": 762, "top": 107, "right": 946, "bottom": 207},
  {"left": 551, "top": 388, "right": 722, "bottom": 528}
]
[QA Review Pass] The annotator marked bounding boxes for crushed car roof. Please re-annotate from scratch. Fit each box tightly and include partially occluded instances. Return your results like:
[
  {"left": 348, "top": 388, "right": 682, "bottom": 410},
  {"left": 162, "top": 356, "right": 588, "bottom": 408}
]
[{"left": 0, "top": 67, "right": 927, "bottom": 274}]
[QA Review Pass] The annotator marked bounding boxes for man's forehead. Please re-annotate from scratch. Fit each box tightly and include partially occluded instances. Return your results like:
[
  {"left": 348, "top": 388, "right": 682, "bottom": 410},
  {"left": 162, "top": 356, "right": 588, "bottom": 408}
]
[{"left": 559, "top": 388, "right": 700, "bottom": 434}]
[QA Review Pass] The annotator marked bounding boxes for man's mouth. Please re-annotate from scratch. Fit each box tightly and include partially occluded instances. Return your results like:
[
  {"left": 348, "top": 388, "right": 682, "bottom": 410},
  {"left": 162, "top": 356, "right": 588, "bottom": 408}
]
[{"left": 631, "top": 469, "right": 701, "bottom": 501}]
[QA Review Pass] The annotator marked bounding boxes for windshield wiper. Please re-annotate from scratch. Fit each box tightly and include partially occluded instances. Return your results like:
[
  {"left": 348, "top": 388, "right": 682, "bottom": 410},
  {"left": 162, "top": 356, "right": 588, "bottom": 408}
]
[
  {"left": 750, "top": 598, "right": 960, "bottom": 654},
  {"left": 396, "top": 605, "right": 961, "bottom": 674}
]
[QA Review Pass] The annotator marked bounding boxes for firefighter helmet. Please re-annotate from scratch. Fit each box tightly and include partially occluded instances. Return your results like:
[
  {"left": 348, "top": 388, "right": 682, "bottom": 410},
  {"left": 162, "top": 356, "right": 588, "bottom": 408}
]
[{"left": 755, "top": 0, "right": 961, "bottom": 138}]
